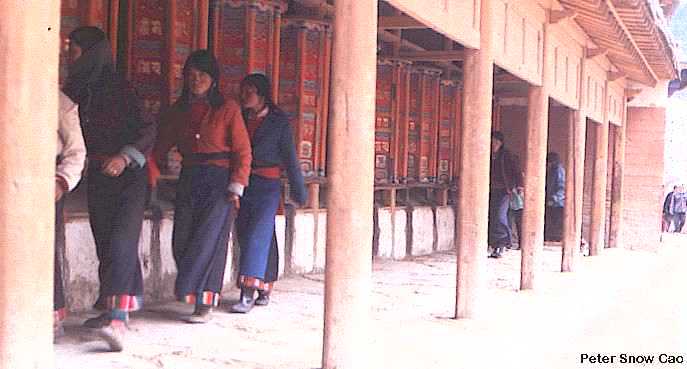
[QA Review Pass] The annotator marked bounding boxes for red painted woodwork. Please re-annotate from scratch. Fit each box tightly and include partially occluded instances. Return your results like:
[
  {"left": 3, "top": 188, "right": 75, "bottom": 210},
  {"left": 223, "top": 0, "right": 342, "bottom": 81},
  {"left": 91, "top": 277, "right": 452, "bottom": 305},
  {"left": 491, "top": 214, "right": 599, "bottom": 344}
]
[
  {"left": 211, "top": 0, "right": 285, "bottom": 98},
  {"left": 279, "top": 18, "right": 332, "bottom": 178}
]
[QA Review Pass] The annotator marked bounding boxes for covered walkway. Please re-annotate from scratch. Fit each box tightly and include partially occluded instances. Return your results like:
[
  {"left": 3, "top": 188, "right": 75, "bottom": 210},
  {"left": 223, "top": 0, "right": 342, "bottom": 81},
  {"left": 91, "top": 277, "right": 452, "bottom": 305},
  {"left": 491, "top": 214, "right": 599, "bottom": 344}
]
[{"left": 55, "top": 240, "right": 687, "bottom": 369}]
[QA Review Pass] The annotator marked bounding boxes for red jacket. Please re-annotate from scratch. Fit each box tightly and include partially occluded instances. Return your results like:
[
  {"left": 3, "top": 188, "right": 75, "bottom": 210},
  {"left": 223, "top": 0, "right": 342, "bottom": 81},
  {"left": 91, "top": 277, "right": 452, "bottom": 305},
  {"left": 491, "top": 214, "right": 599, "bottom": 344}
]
[{"left": 152, "top": 98, "right": 252, "bottom": 192}]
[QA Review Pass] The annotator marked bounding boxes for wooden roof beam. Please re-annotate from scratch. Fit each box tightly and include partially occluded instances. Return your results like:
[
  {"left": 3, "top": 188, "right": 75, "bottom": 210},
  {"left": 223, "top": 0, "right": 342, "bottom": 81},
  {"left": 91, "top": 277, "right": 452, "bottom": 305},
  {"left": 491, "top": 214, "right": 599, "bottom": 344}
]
[
  {"left": 586, "top": 47, "right": 608, "bottom": 59},
  {"left": 378, "top": 15, "right": 427, "bottom": 30},
  {"left": 625, "top": 87, "right": 643, "bottom": 101},
  {"left": 608, "top": 71, "right": 625, "bottom": 81},
  {"left": 397, "top": 50, "right": 464, "bottom": 62},
  {"left": 378, "top": 30, "right": 460, "bottom": 73},
  {"left": 549, "top": 9, "right": 577, "bottom": 24}
]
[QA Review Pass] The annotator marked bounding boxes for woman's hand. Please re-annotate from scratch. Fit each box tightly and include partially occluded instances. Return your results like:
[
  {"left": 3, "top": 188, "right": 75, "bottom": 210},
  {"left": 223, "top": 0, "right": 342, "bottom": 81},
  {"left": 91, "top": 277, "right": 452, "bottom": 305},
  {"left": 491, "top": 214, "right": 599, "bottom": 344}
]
[
  {"left": 101, "top": 154, "right": 128, "bottom": 177},
  {"left": 55, "top": 183, "right": 65, "bottom": 202},
  {"left": 227, "top": 192, "right": 240, "bottom": 210}
]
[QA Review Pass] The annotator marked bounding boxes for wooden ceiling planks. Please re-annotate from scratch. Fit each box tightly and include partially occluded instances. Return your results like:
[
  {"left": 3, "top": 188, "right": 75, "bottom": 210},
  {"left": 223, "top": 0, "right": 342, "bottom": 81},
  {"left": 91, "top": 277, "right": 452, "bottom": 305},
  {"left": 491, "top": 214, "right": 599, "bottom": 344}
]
[
  {"left": 611, "top": 0, "right": 678, "bottom": 80},
  {"left": 559, "top": 0, "right": 658, "bottom": 86}
]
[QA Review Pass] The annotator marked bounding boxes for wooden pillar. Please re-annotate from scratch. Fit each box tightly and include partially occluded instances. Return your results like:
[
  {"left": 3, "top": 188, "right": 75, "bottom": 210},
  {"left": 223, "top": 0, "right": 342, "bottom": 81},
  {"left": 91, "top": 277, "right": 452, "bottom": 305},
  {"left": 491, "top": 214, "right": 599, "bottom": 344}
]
[
  {"left": 196, "top": 0, "right": 210, "bottom": 49},
  {"left": 520, "top": 23, "right": 551, "bottom": 290},
  {"left": 308, "top": 182, "right": 320, "bottom": 209},
  {"left": 589, "top": 83, "right": 610, "bottom": 255},
  {"left": 322, "top": 0, "right": 377, "bottom": 368},
  {"left": 108, "top": 0, "right": 120, "bottom": 60},
  {"left": 0, "top": 2, "right": 59, "bottom": 368},
  {"left": 271, "top": 9, "right": 282, "bottom": 102},
  {"left": 608, "top": 93, "right": 627, "bottom": 248},
  {"left": 561, "top": 59, "right": 587, "bottom": 272},
  {"left": 455, "top": 0, "right": 494, "bottom": 319}
]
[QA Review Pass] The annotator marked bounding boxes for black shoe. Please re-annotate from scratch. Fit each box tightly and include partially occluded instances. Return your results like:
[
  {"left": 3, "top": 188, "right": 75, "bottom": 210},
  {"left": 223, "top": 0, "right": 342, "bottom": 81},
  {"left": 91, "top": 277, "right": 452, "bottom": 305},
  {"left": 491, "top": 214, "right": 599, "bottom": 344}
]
[
  {"left": 83, "top": 313, "right": 110, "bottom": 329},
  {"left": 492, "top": 247, "right": 503, "bottom": 258},
  {"left": 185, "top": 305, "right": 213, "bottom": 324},
  {"left": 230, "top": 287, "right": 256, "bottom": 313},
  {"left": 255, "top": 290, "right": 270, "bottom": 306}
]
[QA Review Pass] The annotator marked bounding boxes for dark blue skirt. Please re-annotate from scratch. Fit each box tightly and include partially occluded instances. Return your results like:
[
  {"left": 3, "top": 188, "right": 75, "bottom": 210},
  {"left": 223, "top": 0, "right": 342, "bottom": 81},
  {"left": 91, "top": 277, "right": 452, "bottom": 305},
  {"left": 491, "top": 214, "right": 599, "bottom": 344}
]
[
  {"left": 173, "top": 165, "right": 235, "bottom": 305},
  {"left": 237, "top": 174, "right": 281, "bottom": 282}
]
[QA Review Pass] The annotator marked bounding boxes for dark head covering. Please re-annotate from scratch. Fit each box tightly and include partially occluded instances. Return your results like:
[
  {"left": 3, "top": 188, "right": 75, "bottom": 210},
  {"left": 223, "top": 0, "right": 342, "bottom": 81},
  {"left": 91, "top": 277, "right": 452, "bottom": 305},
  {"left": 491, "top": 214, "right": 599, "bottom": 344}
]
[
  {"left": 63, "top": 26, "right": 115, "bottom": 102},
  {"left": 547, "top": 152, "right": 561, "bottom": 166},
  {"left": 177, "top": 50, "right": 224, "bottom": 110},
  {"left": 491, "top": 131, "right": 505, "bottom": 144},
  {"left": 240, "top": 73, "right": 275, "bottom": 108},
  {"left": 69, "top": 26, "right": 107, "bottom": 51}
]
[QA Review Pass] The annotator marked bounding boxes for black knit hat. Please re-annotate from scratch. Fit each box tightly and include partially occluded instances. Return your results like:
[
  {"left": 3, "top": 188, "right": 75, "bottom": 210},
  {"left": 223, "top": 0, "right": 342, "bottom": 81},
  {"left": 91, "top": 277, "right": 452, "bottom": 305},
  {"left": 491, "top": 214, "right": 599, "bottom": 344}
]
[
  {"left": 69, "top": 26, "right": 107, "bottom": 51},
  {"left": 241, "top": 73, "right": 275, "bottom": 107},
  {"left": 183, "top": 50, "right": 220, "bottom": 83},
  {"left": 491, "top": 131, "right": 505, "bottom": 143}
]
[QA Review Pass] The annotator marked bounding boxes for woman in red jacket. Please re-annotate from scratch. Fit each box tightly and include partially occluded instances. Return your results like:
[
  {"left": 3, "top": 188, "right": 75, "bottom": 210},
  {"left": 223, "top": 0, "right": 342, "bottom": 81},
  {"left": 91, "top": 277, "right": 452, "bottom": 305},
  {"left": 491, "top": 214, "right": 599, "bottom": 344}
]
[{"left": 153, "top": 50, "right": 252, "bottom": 323}]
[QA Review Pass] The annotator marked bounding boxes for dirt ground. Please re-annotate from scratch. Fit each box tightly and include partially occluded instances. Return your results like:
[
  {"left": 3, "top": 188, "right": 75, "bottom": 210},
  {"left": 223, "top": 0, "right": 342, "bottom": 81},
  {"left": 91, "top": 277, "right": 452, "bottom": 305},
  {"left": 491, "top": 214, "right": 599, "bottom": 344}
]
[{"left": 55, "top": 236, "right": 687, "bottom": 369}]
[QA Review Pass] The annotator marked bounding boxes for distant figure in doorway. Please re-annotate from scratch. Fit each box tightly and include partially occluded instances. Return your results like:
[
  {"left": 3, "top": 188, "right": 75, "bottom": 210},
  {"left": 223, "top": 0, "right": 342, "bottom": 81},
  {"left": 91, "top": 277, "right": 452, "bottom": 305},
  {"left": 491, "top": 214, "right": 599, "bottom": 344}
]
[
  {"left": 672, "top": 185, "right": 687, "bottom": 233},
  {"left": 544, "top": 152, "right": 565, "bottom": 242},
  {"left": 489, "top": 131, "right": 523, "bottom": 258},
  {"left": 663, "top": 185, "right": 678, "bottom": 232}
]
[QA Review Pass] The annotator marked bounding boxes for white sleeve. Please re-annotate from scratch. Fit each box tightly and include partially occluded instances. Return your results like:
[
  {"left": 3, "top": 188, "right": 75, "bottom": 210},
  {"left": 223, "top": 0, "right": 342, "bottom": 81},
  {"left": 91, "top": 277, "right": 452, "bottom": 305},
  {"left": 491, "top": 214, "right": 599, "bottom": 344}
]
[{"left": 56, "top": 92, "right": 87, "bottom": 191}]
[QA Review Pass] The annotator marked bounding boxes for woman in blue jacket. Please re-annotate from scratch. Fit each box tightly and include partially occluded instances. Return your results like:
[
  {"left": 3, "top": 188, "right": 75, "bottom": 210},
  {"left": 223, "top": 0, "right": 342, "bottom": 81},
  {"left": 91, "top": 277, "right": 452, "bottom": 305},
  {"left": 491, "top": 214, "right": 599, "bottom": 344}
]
[{"left": 231, "top": 73, "right": 307, "bottom": 313}]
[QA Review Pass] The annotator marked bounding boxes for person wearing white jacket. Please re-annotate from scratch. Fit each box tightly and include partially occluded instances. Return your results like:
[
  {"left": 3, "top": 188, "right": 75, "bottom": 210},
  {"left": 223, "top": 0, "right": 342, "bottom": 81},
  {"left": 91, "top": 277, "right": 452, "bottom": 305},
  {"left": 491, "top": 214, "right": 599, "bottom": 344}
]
[{"left": 54, "top": 91, "right": 86, "bottom": 336}]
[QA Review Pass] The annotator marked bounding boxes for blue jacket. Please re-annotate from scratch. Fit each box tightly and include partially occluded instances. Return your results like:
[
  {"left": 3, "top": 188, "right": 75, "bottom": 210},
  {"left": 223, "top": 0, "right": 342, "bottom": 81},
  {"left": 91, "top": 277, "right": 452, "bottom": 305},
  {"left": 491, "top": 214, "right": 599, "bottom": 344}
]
[
  {"left": 244, "top": 107, "right": 308, "bottom": 205},
  {"left": 545, "top": 164, "right": 565, "bottom": 208}
]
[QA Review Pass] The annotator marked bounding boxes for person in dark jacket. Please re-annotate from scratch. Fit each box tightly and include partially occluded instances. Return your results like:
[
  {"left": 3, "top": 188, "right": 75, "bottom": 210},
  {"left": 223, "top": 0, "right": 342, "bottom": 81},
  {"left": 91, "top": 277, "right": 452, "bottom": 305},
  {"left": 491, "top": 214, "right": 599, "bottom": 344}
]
[
  {"left": 489, "top": 131, "right": 523, "bottom": 258},
  {"left": 63, "top": 26, "right": 156, "bottom": 351},
  {"left": 230, "top": 73, "right": 308, "bottom": 313},
  {"left": 153, "top": 50, "right": 252, "bottom": 323},
  {"left": 663, "top": 186, "right": 677, "bottom": 232},
  {"left": 544, "top": 152, "right": 565, "bottom": 242}
]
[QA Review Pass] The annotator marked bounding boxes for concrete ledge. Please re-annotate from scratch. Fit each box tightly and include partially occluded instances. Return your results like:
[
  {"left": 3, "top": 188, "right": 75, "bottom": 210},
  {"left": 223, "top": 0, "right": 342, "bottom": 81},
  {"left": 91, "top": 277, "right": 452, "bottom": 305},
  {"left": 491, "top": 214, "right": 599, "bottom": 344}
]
[
  {"left": 393, "top": 208, "right": 408, "bottom": 260},
  {"left": 435, "top": 206, "right": 455, "bottom": 251},
  {"left": 64, "top": 219, "right": 100, "bottom": 310},
  {"left": 376, "top": 207, "right": 408, "bottom": 260},
  {"left": 314, "top": 212, "right": 327, "bottom": 271},
  {"left": 291, "top": 212, "right": 315, "bottom": 274},
  {"left": 159, "top": 218, "right": 176, "bottom": 300},
  {"left": 61, "top": 204, "right": 451, "bottom": 310},
  {"left": 376, "top": 208, "right": 394, "bottom": 259},
  {"left": 409, "top": 207, "right": 435, "bottom": 256}
]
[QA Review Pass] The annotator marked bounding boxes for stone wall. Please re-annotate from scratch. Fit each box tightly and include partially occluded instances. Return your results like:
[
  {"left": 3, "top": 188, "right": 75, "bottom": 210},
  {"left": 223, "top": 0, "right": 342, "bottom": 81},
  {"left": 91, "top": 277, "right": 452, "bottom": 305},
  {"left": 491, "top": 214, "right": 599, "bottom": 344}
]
[{"left": 61, "top": 205, "right": 457, "bottom": 310}]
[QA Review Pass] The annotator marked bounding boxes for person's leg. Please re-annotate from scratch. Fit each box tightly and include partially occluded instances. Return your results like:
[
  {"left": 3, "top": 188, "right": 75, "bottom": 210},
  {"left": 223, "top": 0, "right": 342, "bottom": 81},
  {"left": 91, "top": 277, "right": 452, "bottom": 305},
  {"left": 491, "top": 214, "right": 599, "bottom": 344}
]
[
  {"left": 544, "top": 206, "right": 552, "bottom": 241},
  {"left": 487, "top": 190, "right": 498, "bottom": 256},
  {"left": 85, "top": 169, "right": 146, "bottom": 352},
  {"left": 493, "top": 190, "right": 512, "bottom": 257},
  {"left": 552, "top": 207, "right": 564, "bottom": 241},
  {"left": 256, "top": 233, "right": 279, "bottom": 306},
  {"left": 54, "top": 199, "right": 66, "bottom": 337},
  {"left": 233, "top": 176, "right": 281, "bottom": 313},
  {"left": 514, "top": 209, "right": 523, "bottom": 249},
  {"left": 677, "top": 213, "right": 686, "bottom": 232}
]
